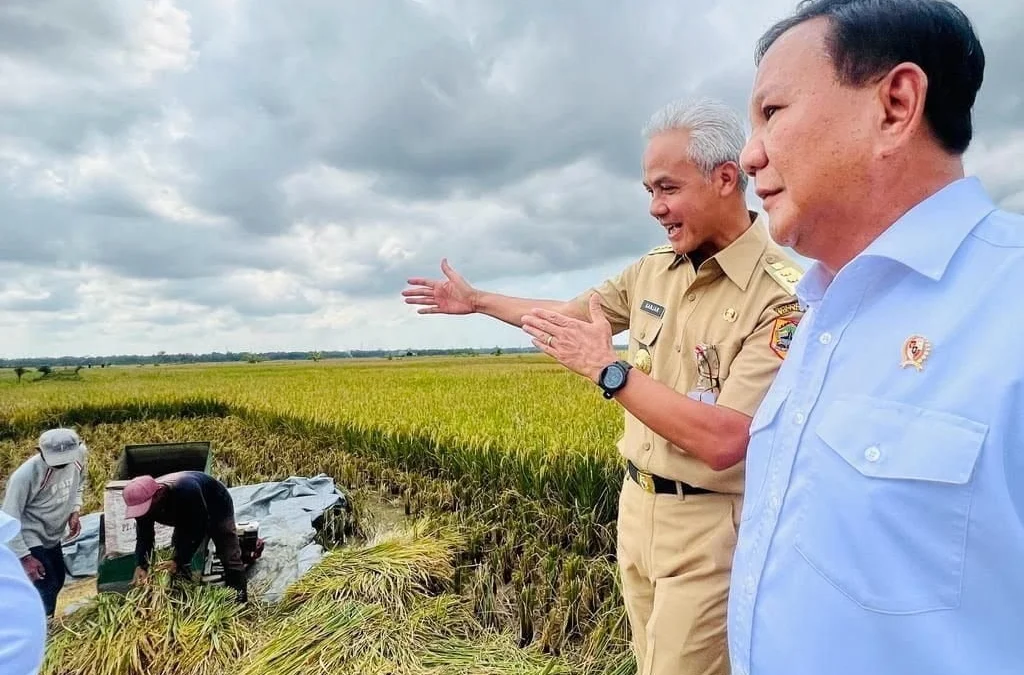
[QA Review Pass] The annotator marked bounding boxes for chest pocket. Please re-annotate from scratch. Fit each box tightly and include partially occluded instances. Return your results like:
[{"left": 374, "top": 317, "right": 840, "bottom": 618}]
[
  {"left": 631, "top": 310, "right": 665, "bottom": 349},
  {"left": 795, "top": 395, "right": 986, "bottom": 614}
]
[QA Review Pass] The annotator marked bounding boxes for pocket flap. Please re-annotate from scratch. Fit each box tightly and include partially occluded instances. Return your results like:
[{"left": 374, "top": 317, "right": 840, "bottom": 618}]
[
  {"left": 815, "top": 395, "right": 987, "bottom": 484},
  {"left": 631, "top": 312, "right": 664, "bottom": 346}
]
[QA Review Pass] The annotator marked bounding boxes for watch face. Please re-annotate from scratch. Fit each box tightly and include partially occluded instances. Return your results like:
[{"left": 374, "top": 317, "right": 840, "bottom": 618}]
[{"left": 603, "top": 365, "right": 625, "bottom": 389}]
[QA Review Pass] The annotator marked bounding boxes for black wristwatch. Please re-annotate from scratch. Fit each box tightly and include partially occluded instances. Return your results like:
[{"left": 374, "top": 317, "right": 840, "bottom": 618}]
[{"left": 598, "top": 360, "right": 633, "bottom": 399}]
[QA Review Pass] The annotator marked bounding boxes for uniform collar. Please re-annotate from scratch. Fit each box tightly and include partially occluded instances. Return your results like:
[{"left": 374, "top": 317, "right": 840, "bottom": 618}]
[
  {"left": 796, "top": 176, "right": 996, "bottom": 307},
  {"left": 670, "top": 210, "right": 767, "bottom": 292}
]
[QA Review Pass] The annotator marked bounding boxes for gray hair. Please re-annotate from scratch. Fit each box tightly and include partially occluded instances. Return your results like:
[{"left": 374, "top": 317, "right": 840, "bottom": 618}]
[{"left": 642, "top": 98, "right": 749, "bottom": 192}]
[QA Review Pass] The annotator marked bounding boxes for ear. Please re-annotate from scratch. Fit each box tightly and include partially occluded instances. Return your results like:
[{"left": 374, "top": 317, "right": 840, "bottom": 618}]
[
  {"left": 876, "top": 62, "right": 928, "bottom": 157},
  {"left": 714, "top": 161, "right": 742, "bottom": 197}
]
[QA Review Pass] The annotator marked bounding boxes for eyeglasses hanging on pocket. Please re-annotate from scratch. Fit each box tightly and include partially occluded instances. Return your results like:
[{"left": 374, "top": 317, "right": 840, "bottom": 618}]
[{"left": 689, "top": 343, "right": 721, "bottom": 404}]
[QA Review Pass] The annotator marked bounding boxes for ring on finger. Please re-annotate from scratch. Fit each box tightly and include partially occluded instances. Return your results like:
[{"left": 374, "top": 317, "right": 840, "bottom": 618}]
[{"left": 546, "top": 335, "right": 553, "bottom": 346}]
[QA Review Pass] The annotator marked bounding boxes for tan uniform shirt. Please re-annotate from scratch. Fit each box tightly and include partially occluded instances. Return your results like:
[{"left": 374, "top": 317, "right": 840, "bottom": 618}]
[{"left": 572, "top": 213, "right": 803, "bottom": 494}]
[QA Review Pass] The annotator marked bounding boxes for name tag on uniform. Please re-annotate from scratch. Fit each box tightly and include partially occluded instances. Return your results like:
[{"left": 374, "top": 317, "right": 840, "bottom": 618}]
[{"left": 640, "top": 300, "right": 665, "bottom": 318}]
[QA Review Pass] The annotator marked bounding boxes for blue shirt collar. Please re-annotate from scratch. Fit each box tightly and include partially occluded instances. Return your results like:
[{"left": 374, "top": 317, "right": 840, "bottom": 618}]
[{"left": 796, "top": 176, "right": 996, "bottom": 306}]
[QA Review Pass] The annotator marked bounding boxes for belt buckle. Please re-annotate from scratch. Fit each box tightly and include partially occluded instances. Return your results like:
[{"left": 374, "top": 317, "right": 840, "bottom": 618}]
[{"left": 636, "top": 469, "right": 656, "bottom": 494}]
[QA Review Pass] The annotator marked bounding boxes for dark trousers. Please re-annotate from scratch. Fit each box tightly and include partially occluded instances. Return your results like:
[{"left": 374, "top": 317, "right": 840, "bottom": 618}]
[
  {"left": 29, "top": 545, "right": 66, "bottom": 617},
  {"left": 176, "top": 517, "right": 247, "bottom": 601}
]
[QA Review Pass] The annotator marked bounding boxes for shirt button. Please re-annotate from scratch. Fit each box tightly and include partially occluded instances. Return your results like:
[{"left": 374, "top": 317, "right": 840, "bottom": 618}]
[
  {"left": 865, "top": 445, "right": 881, "bottom": 462},
  {"left": 687, "top": 293, "right": 696, "bottom": 301},
  {"left": 819, "top": 332, "right": 832, "bottom": 345},
  {"left": 793, "top": 411, "right": 805, "bottom": 425},
  {"left": 642, "top": 442, "right": 651, "bottom": 451},
  {"left": 770, "top": 493, "right": 781, "bottom": 510}
]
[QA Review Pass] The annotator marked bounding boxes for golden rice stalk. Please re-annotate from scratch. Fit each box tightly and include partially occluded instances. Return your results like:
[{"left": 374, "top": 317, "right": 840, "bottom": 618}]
[{"left": 281, "top": 517, "right": 466, "bottom": 611}]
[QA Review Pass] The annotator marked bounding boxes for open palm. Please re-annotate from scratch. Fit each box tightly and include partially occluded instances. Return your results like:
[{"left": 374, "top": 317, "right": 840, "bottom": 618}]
[{"left": 403, "top": 258, "right": 476, "bottom": 315}]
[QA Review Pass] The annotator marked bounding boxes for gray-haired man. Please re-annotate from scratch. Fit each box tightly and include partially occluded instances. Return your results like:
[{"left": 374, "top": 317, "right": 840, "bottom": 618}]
[
  {"left": 2, "top": 428, "right": 88, "bottom": 617},
  {"left": 404, "top": 99, "right": 803, "bottom": 674}
]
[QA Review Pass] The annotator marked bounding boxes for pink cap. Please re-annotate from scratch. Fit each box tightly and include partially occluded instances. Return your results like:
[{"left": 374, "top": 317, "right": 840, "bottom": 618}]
[{"left": 123, "top": 475, "right": 162, "bottom": 519}]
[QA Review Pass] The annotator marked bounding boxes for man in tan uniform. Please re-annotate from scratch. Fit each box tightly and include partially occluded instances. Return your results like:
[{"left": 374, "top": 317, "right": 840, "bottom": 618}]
[{"left": 402, "top": 98, "right": 803, "bottom": 675}]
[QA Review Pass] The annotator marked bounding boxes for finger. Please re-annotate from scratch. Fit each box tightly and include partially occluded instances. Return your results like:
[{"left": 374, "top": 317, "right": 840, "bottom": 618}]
[
  {"left": 440, "top": 258, "right": 462, "bottom": 283},
  {"left": 522, "top": 315, "right": 561, "bottom": 337},
  {"left": 531, "top": 337, "right": 557, "bottom": 357},
  {"left": 417, "top": 307, "right": 444, "bottom": 314},
  {"left": 521, "top": 324, "right": 548, "bottom": 341},
  {"left": 405, "top": 278, "right": 437, "bottom": 288},
  {"left": 401, "top": 287, "right": 434, "bottom": 297},
  {"left": 531, "top": 308, "right": 572, "bottom": 327},
  {"left": 404, "top": 297, "right": 439, "bottom": 306}
]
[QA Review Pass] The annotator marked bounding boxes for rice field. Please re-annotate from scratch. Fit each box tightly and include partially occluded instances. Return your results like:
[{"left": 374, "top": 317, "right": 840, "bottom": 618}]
[{"left": 0, "top": 356, "right": 636, "bottom": 674}]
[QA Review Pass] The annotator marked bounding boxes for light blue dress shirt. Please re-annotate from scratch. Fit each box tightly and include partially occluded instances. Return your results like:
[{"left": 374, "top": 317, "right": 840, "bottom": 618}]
[
  {"left": 729, "top": 177, "right": 1024, "bottom": 675},
  {"left": 0, "top": 511, "right": 46, "bottom": 675}
]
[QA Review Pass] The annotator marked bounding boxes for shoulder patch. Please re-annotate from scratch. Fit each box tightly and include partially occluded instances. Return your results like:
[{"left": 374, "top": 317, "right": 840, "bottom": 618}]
[
  {"left": 647, "top": 244, "right": 675, "bottom": 255},
  {"left": 762, "top": 258, "right": 803, "bottom": 295},
  {"left": 773, "top": 300, "right": 802, "bottom": 317},
  {"left": 770, "top": 317, "right": 799, "bottom": 359}
]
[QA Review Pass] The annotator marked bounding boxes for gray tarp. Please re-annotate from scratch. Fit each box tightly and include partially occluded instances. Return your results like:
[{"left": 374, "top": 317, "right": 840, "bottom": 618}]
[{"left": 62, "top": 474, "right": 347, "bottom": 601}]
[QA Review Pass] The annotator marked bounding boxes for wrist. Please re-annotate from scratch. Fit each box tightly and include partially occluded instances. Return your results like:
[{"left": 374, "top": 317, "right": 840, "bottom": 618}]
[
  {"left": 469, "top": 289, "right": 482, "bottom": 313},
  {"left": 590, "top": 353, "right": 620, "bottom": 383}
]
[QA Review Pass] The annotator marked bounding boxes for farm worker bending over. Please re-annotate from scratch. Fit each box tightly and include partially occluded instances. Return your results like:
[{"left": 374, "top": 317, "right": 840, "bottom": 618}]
[
  {"left": 122, "top": 471, "right": 248, "bottom": 603},
  {"left": 404, "top": 99, "right": 803, "bottom": 675},
  {"left": 1, "top": 427, "right": 88, "bottom": 618}
]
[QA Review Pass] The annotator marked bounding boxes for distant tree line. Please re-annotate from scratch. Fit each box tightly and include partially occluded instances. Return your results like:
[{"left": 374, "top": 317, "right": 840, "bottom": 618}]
[{"left": 1, "top": 345, "right": 625, "bottom": 370}]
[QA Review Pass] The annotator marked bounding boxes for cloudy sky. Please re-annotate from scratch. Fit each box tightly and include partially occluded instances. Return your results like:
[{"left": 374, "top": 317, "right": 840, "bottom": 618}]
[{"left": 1, "top": 0, "right": 1020, "bottom": 358}]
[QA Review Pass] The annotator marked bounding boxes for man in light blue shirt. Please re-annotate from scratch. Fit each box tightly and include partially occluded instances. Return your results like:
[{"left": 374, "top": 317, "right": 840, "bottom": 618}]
[
  {"left": 0, "top": 511, "right": 46, "bottom": 674},
  {"left": 732, "top": 1, "right": 1024, "bottom": 674}
]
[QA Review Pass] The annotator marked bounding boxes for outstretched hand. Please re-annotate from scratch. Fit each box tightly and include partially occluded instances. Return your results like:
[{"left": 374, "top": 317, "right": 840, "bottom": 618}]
[
  {"left": 402, "top": 258, "right": 477, "bottom": 315},
  {"left": 522, "top": 293, "right": 619, "bottom": 383}
]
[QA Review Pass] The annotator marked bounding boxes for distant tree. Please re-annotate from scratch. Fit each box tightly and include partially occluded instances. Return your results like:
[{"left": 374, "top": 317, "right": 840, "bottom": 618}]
[
  {"left": 492, "top": 346, "right": 503, "bottom": 356},
  {"left": 13, "top": 367, "right": 28, "bottom": 383},
  {"left": 310, "top": 351, "right": 322, "bottom": 362},
  {"left": 37, "top": 365, "right": 52, "bottom": 376}
]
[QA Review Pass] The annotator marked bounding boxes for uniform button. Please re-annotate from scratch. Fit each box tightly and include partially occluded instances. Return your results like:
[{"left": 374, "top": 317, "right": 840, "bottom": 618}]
[
  {"left": 765, "top": 255, "right": 776, "bottom": 264},
  {"left": 865, "top": 445, "right": 881, "bottom": 462},
  {"left": 639, "top": 330, "right": 646, "bottom": 339},
  {"left": 793, "top": 411, "right": 805, "bottom": 425},
  {"left": 687, "top": 293, "right": 696, "bottom": 301},
  {"left": 819, "top": 332, "right": 832, "bottom": 345},
  {"left": 642, "top": 442, "right": 651, "bottom": 451},
  {"left": 675, "top": 344, "right": 681, "bottom": 352}
]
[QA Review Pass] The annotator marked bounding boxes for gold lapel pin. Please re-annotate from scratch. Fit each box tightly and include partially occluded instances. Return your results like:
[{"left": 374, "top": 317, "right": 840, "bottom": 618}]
[{"left": 900, "top": 335, "right": 931, "bottom": 371}]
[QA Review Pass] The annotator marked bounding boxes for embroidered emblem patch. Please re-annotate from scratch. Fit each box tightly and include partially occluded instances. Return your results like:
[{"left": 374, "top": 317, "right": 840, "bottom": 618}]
[
  {"left": 640, "top": 299, "right": 665, "bottom": 318},
  {"left": 770, "top": 317, "right": 799, "bottom": 359},
  {"left": 900, "top": 335, "right": 931, "bottom": 371}
]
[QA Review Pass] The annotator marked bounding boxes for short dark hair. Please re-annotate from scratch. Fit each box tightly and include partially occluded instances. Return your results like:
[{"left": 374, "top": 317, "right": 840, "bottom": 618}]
[{"left": 755, "top": 0, "right": 985, "bottom": 154}]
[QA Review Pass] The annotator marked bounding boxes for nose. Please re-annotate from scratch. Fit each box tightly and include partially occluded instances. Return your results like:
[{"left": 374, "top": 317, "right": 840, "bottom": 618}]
[
  {"left": 740, "top": 132, "right": 767, "bottom": 178},
  {"left": 649, "top": 195, "right": 668, "bottom": 219}
]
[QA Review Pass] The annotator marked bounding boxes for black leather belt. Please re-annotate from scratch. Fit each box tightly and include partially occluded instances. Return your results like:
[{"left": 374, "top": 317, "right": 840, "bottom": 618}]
[{"left": 627, "top": 460, "right": 715, "bottom": 496}]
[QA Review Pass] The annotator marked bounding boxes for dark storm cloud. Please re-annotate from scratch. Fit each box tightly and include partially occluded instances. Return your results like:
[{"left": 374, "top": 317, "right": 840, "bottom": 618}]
[{"left": 0, "top": 0, "right": 1021, "bottom": 354}]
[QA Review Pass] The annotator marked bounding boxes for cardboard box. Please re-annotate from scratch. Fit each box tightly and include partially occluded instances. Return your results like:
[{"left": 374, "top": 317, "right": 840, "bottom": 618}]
[{"left": 103, "top": 480, "right": 174, "bottom": 557}]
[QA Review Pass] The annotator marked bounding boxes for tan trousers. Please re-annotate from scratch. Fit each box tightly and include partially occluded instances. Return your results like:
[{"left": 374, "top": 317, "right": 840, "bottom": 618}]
[{"left": 617, "top": 476, "right": 741, "bottom": 675}]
